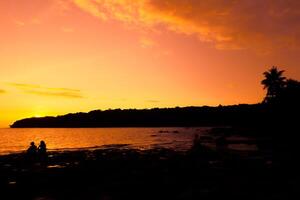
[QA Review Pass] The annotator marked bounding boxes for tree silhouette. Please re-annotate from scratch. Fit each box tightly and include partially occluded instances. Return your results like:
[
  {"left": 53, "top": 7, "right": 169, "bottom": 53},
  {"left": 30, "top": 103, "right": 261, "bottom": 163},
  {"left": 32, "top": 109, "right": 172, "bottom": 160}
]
[
  {"left": 261, "top": 66, "right": 286, "bottom": 103},
  {"left": 279, "top": 79, "right": 300, "bottom": 106}
]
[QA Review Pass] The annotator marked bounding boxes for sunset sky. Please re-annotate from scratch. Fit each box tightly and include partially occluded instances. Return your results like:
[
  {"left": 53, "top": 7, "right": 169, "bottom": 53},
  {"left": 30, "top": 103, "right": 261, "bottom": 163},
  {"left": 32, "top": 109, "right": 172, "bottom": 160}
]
[{"left": 1, "top": 0, "right": 300, "bottom": 127}]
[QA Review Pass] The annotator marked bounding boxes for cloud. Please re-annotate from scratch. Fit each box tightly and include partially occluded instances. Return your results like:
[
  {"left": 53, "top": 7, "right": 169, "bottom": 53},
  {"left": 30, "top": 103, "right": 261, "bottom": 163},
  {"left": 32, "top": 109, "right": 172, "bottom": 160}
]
[
  {"left": 13, "top": 19, "right": 42, "bottom": 27},
  {"left": 139, "top": 37, "right": 155, "bottom": 48},
  {"left": 73, "top": 0, "right": 108, "bottom": 20},
  {"left": 71, "top": 0, "right": 300, "bottom": 53},
  {"left": 13, "top": 20, "right": 25, "bottom": 26},
  {"left": 26, "top": 90, "right": 83, "bottom": 98},
  {"left": 146, "top": 100, "right": 160, "bottom": 103},
  {"left": 9, "top": 83, "right": 83, "bottom": 98},
  {"left": 0, "top": 89, "right": 6, "bottom": 94}
]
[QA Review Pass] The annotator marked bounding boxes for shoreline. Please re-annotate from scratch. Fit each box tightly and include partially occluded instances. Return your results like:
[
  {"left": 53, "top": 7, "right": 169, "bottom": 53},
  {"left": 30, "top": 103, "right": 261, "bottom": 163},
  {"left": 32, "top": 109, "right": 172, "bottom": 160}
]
[{"left": 0, "top": 126, "right": 269, "bottom": 156}]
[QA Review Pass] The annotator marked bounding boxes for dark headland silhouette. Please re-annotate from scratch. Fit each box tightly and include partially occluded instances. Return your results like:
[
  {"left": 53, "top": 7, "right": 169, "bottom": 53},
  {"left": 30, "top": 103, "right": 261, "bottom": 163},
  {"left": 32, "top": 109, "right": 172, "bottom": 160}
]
[{"left": 10, "top": 104, "right": 267, "bottom": 128}]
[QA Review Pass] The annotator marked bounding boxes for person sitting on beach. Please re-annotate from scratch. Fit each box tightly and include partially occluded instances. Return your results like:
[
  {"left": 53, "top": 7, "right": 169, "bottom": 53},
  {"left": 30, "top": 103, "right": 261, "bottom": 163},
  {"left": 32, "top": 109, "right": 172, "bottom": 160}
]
[
  {"left": 38, "top": 140, "right": 47, "bottom": 155},
  {"left": 37, "top": 140, "right": 47, "bottom": 163},
  {"left": 27, "top": 141, "right": 37, "bottom": 155},
  {"left": 26, "top": 142, "right": 37, "bottom": 162}
]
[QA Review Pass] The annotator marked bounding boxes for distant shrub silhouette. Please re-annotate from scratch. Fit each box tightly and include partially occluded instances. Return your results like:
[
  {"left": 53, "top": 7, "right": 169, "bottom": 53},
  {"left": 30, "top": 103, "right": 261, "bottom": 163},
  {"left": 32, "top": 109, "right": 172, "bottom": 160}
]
[{"left": 278, "top": 79, "right": 300, "bottom": 108}]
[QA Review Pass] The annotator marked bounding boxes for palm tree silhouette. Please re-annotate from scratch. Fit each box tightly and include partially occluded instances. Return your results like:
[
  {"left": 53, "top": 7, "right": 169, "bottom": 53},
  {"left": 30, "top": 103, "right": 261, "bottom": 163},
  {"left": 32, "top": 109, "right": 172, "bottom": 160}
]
[{"left": 261, "top": 66, "right": 286, "bottom": 103}]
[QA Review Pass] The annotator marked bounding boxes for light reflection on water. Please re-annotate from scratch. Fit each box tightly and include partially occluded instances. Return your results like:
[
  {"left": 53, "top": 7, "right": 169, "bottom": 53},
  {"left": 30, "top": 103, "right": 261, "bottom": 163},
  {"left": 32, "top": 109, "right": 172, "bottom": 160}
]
[{"left": 0, "top": 127, "right": 211, "bottom": 155}]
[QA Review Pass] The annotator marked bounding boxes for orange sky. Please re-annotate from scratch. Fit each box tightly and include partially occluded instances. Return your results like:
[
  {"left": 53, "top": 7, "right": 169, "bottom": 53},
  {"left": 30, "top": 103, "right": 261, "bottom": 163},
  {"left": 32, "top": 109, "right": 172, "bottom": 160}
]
[{"left": 1, "top": 0, "right": 300, "bottom": 127}]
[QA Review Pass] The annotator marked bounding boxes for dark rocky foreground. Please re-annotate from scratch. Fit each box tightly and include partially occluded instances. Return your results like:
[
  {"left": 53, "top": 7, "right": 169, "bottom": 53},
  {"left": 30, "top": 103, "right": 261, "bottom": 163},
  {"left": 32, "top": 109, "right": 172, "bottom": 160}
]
[{"left": 0, "top": 136, "right": 298, "bottom": 200}]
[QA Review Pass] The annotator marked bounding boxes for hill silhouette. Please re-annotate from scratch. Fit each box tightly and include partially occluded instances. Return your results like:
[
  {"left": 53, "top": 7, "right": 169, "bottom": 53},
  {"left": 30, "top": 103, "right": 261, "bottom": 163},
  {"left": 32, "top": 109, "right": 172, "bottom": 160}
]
[{"left": 11, "top": 104, "right": 267, "bottom": 128}]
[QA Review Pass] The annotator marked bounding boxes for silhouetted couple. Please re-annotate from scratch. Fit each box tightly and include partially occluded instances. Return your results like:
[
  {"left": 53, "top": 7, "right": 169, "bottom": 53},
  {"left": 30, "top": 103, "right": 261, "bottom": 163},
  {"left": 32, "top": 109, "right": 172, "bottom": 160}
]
[{"left": 26, "top": 140, "right": 47, "bottom": 162}]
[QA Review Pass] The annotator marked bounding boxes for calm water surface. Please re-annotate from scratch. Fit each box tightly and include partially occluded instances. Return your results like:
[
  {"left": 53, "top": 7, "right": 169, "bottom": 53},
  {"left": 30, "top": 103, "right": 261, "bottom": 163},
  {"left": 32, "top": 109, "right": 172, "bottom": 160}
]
[{"left": 0, "top": 127, "right": 211, "bottom": 155}]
